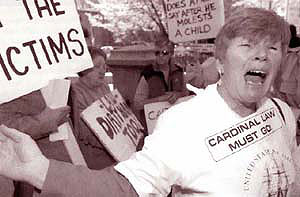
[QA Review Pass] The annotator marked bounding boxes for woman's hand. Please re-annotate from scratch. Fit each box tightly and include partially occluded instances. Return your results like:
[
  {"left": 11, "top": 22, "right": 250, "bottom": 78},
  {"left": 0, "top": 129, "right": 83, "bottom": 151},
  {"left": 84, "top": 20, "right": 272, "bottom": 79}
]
[
  {"left": 0, "top": 125, "right": 49, "bottom": 189},
  {"left": 156, "top": 92, "right": 181, "bottom": 104},
  {"left": 40, "top": 106, "right": 71, "bottom": 127}
]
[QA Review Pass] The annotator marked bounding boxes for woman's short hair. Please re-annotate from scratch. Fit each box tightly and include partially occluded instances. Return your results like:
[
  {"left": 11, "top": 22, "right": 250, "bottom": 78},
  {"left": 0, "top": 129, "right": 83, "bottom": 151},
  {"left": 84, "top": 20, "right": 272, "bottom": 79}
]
[
  {"left": 215, "top": 7, "right": 291, "bottom": 62},
  {"left": 78, "top": 46, "right": 107, "bottom": 77}
]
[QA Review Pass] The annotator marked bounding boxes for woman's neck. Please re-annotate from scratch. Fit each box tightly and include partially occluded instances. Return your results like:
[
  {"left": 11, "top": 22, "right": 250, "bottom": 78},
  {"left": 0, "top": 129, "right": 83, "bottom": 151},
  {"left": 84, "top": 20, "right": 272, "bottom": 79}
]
[{"left": 217, "top": 84, "right": 257, "bottom": 117}]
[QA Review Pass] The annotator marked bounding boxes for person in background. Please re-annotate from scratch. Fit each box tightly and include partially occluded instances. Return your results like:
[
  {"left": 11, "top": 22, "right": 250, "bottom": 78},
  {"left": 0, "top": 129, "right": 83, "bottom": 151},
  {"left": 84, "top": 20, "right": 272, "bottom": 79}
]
[
  {"left": 70, "top": 46, "right": 116, "bottom": 170},
  {"left": 272, "top": 24, "right": 300, "bottom": 144},
  {"left": 133, "top": 37, "right": 191, "bottom": 133},
  {"left": 0, "top": 90, "right": 70, "bottom": 197},
  {"left": 289, "top": 24, "right": 300, "bottom": 49},
  {"left": 185, "top": 55, "right": 220, "bottom": 89},
  {"left": 1, "top": 7, "right": 300, "bottom": 197}
]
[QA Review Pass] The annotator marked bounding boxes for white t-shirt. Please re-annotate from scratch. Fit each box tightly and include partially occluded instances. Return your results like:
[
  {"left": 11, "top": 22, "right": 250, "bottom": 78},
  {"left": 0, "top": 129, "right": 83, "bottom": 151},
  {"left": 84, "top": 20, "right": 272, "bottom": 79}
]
[{"left": 115, "top": 84, "right": 297, "bottom": 197}]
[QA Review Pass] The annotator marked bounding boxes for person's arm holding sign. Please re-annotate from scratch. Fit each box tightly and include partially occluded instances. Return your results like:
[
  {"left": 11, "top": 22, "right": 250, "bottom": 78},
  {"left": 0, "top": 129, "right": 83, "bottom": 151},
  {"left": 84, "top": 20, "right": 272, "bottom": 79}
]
[
  {"left": 134, "top": 39, "right": 189, "bottom": 110},
  {"left": 133, "top": 76, "right": 181, "bottom": 110},
  {"left": 0, "top": 90, "right": 70, "bottom": 139}
]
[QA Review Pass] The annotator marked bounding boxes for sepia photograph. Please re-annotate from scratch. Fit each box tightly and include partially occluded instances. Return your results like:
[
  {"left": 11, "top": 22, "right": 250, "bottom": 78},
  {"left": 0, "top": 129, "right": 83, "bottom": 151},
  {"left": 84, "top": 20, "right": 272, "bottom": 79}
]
[{"left": 0, "top": 0, "right": 300, "bottom": 196}]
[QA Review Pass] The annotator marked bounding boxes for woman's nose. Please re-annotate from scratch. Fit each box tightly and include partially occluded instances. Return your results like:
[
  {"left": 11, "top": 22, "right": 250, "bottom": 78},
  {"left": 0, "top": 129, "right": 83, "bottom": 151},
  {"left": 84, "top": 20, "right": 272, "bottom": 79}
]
[{"left": 253, "top": 46, "right": 268, "bottom": 62}]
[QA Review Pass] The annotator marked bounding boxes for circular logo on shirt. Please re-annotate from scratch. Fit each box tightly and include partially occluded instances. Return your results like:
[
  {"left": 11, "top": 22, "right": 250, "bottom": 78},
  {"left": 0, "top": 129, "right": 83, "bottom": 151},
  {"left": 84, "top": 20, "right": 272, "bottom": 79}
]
[{"left": 243, "top": 149, "right": 294, "bottom": 196}]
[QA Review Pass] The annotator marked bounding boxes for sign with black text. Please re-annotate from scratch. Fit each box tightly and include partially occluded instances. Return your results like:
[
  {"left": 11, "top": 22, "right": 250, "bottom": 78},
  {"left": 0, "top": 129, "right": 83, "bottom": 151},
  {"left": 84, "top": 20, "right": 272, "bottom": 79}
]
[
  {"left": 164, "top": 0, "right": 224, "bottom": 43},
  {"left": 0, "top": 0, "right": 93, "bottom": 104},
  {"left": 81, "top": 90, "right": 144, "bottom": 162},
  {"left": 205, "top": 108, "right": 284, "bottom": 162}
]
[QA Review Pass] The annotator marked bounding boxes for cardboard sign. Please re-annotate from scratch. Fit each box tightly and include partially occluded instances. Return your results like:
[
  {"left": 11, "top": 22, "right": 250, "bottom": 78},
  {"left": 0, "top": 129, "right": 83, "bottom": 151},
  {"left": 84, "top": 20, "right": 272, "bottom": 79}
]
[
  {"left": 81, "top": 90, "right": 144, "bottom": 162},
  {"left": 144, "top": 96, "right": 194, "bottom": 134},
  {"left": 41, "top": 79, "right": 87, "bottom": 166},
  {"left": 0, "top": 0, "right": 93, "bottom": 104},
  {"left": 165, "top": 0, "right": 225, "bottom": 43},
  {"left": 205, "top": 108, "right": 284, "bottom": 162},
  {"left": 41, "top": 79, "right": 71, "bottom": 141}
]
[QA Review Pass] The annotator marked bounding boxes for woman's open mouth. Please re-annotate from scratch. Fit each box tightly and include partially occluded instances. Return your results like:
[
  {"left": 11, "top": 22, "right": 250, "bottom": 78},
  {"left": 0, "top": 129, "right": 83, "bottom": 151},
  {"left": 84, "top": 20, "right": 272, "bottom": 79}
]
[{"left": 244, "top": 70, "right": 267, "bottom": 85}]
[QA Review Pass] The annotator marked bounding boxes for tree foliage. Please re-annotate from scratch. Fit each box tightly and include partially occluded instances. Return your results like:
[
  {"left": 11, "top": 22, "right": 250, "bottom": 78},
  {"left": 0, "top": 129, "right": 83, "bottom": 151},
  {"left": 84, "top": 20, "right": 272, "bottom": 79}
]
[{"left": 78, "top": 0, "right": 289, "bottom": 44}]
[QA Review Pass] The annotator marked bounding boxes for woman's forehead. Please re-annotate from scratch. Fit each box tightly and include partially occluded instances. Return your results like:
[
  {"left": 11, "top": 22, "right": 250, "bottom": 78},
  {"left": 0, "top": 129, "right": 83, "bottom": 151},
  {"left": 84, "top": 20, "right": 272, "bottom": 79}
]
[
  {"left": 231, "top": 35, "right": 281, "bottom": 46},
  {"left": 240, "top": 32, "right": 281, "bottom": 44}
]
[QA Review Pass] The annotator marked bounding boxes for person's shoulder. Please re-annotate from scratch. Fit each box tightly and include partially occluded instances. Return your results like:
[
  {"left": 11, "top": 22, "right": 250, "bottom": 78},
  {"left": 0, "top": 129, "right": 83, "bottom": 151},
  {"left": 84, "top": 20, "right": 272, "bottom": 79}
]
[
  {"left": 160, "top": 86, "right": 216, "bottom": 122},
  {"left": 71, "top": 80, "right": 85, "bottom": 93},
  {"left": 70, "top": 80, "right": 88, "bottom": 101},
  {"left": 268, "top": 98, "right": 297, "bottom": 148},
  {"left": 288, "top": 46, "right": 300, "bottom": 53},
  {"left": 153, "top": 86, "right": 219, "bottom": 143},
  {"left": 164, "top": 95, "right": 198, "bottom": 115},
  {"left": 269, "top": 98, "right": 294, "bottom": 122}
]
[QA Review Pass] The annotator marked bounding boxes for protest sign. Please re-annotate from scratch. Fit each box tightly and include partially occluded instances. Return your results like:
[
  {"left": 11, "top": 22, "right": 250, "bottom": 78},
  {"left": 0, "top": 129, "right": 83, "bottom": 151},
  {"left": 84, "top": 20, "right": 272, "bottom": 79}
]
[
  {"left": 164, "top": 0, "right": 225, "bottom": 43},
  {"left": 0, "top": 0, "right": 93, "bottom": 104},
  {"left": 144, "top": 96, "right": 194, "bottom": 134},
  {"left": 81, "top": 90, "right": 144, "bottom": 162},
  {"left": 41, "top": 79, "right": 87, "bottom": 166}
]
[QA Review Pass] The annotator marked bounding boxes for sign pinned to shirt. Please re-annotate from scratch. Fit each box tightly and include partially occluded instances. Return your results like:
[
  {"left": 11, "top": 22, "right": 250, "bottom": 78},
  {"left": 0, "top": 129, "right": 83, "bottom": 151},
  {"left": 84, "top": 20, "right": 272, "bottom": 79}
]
[
  {"left": 0, "top": 0, "right": 93, "bottom": 104},
  {"left": 205, "top": 107, "right": 284, "bottom": 162}
]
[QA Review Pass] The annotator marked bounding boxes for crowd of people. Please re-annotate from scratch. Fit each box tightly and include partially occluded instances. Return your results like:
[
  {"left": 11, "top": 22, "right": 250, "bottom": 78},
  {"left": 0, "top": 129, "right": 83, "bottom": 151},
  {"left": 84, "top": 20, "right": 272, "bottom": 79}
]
[{"left": 0, "top": 6, "right": 300, "bottom": 197}]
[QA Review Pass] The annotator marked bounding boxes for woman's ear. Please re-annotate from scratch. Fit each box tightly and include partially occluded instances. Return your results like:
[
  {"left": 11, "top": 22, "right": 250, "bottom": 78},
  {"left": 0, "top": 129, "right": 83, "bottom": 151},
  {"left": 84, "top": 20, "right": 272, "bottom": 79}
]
[{"left": 216, "top": 59, "right": 224, "bottom": 76}]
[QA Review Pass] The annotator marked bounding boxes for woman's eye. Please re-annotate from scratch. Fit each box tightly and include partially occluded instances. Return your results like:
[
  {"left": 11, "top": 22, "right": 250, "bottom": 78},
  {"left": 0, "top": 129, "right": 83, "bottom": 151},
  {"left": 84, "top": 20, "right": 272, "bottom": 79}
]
[
  {"left": 269, "top": 47, "right": 278, "bottom": 51},
  {"left": 240, "top": 44, "right": 251, "bottom": 47}
]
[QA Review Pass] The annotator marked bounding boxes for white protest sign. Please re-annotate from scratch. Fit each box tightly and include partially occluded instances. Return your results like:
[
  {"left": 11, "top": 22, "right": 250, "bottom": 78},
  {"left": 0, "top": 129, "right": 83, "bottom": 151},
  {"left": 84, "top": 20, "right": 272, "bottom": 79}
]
[
  {"left": 81, "top": 90, "right": 144, "bottom": 162},
  {"left": 205, "top": 108, "right": 284, "bottom": 162},
  {"left": 165, "top": 0, "right": 225, "bottom": 43},
  {"left": 0, "top": 0, "right": 93, "bottom": 104},
  {"left": 41, "top": 79, "right": 71, "bottom": 141},
  {"left": 144, "top": 96, "right": 194, "bottom": 134},
  {"left": 41, "top": 79, "right": 87, "bottom": 166},
  {"left": 41, "top": 79, "right": 71, "bottom": 109}
]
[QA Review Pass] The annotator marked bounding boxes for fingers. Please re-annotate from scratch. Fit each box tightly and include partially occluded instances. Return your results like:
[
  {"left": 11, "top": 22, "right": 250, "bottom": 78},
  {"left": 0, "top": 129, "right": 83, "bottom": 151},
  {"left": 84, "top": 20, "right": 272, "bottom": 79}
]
[
  {"left": 167, "top": 93, "right": 178, "bottom": 104},
  {"left": 0, "top": 125, "right": 24, "bottom": 143},
  {"left": 57, "top": 107, "right": 71, "bottom": 125},
  {"left": 57, "top": 116, "right": 70, "bottom": 126},
  {"left": 56, "top": 106, "right": 71, "bottom": 114},
  {"left": 168, "top": 96, "right": 177, "bottom": 104}
]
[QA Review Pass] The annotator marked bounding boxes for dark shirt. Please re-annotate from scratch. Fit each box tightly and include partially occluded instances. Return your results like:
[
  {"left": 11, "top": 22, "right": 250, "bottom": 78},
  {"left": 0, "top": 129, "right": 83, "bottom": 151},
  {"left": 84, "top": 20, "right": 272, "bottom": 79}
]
[
  {"left": 289, "top": 36, "right": 300, "bottom": 48},
  {"left": 141, "top": 64, "right": 184, "bottom": 99}
]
